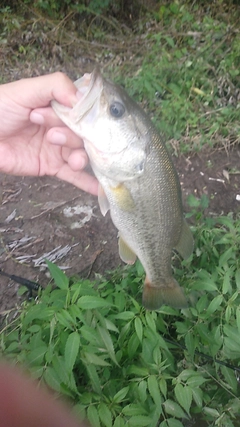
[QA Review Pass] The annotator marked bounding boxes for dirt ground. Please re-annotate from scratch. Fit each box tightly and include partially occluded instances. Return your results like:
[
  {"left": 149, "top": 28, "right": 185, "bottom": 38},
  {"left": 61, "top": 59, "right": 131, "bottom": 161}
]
[{"left": 0, "top": 145, "right": 239, "bottom": 318}]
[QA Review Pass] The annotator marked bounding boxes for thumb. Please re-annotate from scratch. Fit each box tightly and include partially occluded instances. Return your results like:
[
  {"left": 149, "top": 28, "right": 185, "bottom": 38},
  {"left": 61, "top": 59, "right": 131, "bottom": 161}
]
[{"left": 9, "top": 72, "right": 78, "bottom": 109}]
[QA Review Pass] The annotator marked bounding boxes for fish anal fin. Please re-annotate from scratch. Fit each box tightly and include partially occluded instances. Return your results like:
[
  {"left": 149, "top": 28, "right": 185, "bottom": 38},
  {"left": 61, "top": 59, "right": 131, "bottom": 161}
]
[
  {"left": 110, "top": 184, "right": 135, "bottom": 212},
  {"left": 142, "top": 276, "right": 188, "bottom": 310},
  {"left": 98, "top": 184, "right": 110, "bottom": 216},
  {"left": 175, "top": 219, "right": 194, "bottom": 260},
  {"left": 118, "top": 235, "right": 137, "bottom": 265}
]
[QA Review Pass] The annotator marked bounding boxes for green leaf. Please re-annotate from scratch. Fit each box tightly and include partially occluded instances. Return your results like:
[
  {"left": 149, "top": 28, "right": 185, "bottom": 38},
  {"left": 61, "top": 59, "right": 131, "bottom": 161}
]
[
  {"left": 138, "top": 380, "right": 147, "bottom": 403},
  {"left": 55, "top": 312, "right": 74, "bottom": 330},
  {"left": 206, "top": 295, "right": 223, "bottom": 314},
  {"left": 163, "top": 399, "right": 188, "bottom": 419},
  {"left": 114, "top": 311, "right": 135, "bottom": 320},
  {"left": 225, "top": 305, "right": 232, "bottom": 323},
  {"left": 136, "top": 260, "right": 145, "bottom": 276},
  {"left": 64, "top": 331, "right": 80, "bottom": 371},
  {"left": 149, "top": 406, "right": 163, "bottom": 427},
  {"left": 187, "top": 375, "right": 207, "bottom": 388},
  {"left": 145, "top": 311, "right": 156, "bottom": 332},
  {"left": 44, "top": 366, "right": 61, "bottom": 392},
  {"left": 97, "top": 325, "right": 119, "bottom": 366},
  {"left": 224, "top": 337, "right": 240, "bottom": 353},
  {"left": 84, "top": 352, "right": 110, "bottom": 367},
  {"left": 27, "top": 345, "right": 47, "bottom": 366},
  {"left": 236, "top": 307, "right": 240, "bottom": 333},
  {"left": 235, "top": 269, "right": 240, "bottom": 290},
  {"left": 86, "top": 364, "right": 102, "bottom": 395},
  {"left": 52, "top": 355, "right": 69, "bottom": 385},
  {"left": 122, "top": 404, "right": 147, "bottom": 416},
  {"left": 220, "top": 366, "right": 238, "bottom": 393},
  {"left": 128, "top": 333, "right": 140, "bottom": 359},
  {"left": 78, "top": 295, "right": 111, "bottom": 310},
  {"left": 203, "top": 407, "right": 219, "bottom": 418},
  {"left": 87, "top": 405, "right": 101, "bottom": 427},
  {"left": 174, "top": 383, "right": 192, "bottom": 416},
  {"left": 28, "top": 325, "right": 41, "bottom": 333},
  {"left": 113, "top": 386, "right": 129, "bottom": 403},
  {"left": 222, "top": 268, "right": 232, "bottom": 294},
  {"left": 224, "top": 324, "right": 240, "bottom": 341},
  {"left": 159, "top": 378, "right": 167, "bottom": 398},
  {"left": 128, "top": 415, "right": 154, "bottom": 426},
  {"left": 219, "top": 247, "right": 234, "bottom": 268},
  {"left": 185, "top": 332, "right": 196, "bottom": 357},
  {"left": 147, "top": 375, "right": 162, "bottom": 405},
  {"left": 80, "top": 325, "right": 100, "bottom": 345},
  {"left": 98, "top": 402, "right": 112, "bottom": 427},
  {"left": 22, "top": 303, "right": 54, "bottom": 326},
  {"left": 191, "top": 387, "right": 202, "bottom": 407},
  {"left": 113, "top": 416, "right": 125, "bottom": 427},
  {"left": 46, "top": 259, "right": 69, "bottom": 290},
  {"left": 134, "top": 317, "right": 143, "bottom": 342}
]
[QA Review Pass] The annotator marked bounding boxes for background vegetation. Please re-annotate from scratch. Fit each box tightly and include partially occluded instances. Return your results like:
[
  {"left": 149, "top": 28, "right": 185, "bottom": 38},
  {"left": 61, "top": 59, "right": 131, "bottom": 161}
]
[{"left": 1, "top": 1, "right": 240, "bottom": 426}]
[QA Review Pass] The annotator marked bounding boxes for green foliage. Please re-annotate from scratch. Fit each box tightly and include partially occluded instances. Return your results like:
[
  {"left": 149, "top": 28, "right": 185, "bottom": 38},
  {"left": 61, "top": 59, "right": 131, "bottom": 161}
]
[
  {"left": 1, "top": 213, "right": 240, "bottom": 427},
  {"left": 113, "top": 3, "right": 240, "bottom": 152}
]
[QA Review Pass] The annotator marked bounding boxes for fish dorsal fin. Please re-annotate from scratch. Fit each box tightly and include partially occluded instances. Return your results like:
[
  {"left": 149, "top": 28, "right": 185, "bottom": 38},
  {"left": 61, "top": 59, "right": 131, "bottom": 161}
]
[
  {"left": 110, "top": 184, "right": 135, "bottom": 212},
  {"left": 175, "top": 219, "right": 194, "bottom": 260},
  {"left": 98, "top": 184, "right": 110, "bottom": 216},
  {"left": 118, "top": 234, "right": 137, "bottom": 265}
]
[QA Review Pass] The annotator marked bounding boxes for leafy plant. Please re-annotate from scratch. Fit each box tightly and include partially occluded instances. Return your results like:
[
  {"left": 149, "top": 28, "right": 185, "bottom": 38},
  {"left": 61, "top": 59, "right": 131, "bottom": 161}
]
[
  {"left": 113, "top": 3, "right": 240, "bottom": 152},
  {"left": 1, "top": 213, "right": 240, "bottom": 427}
]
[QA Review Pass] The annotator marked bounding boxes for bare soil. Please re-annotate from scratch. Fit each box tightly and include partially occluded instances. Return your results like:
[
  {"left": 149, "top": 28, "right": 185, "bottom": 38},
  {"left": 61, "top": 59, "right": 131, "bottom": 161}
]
[{"left": 1, "top": 147, "right": 239, "bottom": 319}]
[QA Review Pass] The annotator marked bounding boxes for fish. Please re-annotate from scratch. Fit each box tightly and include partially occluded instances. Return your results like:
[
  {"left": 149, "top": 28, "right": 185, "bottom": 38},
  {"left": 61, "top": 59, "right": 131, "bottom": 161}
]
[{"left": 51, "top": 69, "right": 194, "bottom": 310}]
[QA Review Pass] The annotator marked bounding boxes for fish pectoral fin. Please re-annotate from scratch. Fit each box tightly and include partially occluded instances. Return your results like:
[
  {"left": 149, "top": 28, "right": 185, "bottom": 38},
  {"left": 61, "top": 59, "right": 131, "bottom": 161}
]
[
  {"left": 98, "top": 184, "right": 110, "bottom": 216},
  {"left": 110, "top": 184, "right": 135, "bottom": 212},
  {"left": 142, "top": 276, "right": 188, "bottom": 310},
  {"left": 174, "top": 219, "right": 194, "bottom": 260},
  {"left": 118, "top": 235, "right": 137, "bottom": 265}
]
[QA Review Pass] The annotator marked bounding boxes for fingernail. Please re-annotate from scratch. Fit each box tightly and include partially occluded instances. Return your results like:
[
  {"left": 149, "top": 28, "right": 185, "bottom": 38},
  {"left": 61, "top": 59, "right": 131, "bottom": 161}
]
[
  {"left": 71, "top": 91, "right": 83, "bottom": 106},
  {"left": 50, "top": 131, "right": 67, "bottom": 145},
  {"left": 30, "top": 112, "right": 45, "bottom": 125}
]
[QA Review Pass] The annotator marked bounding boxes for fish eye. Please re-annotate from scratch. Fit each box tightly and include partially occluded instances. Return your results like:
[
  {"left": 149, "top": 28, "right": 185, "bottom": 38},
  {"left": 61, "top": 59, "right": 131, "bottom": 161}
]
[{"left": 109, "top": 102, "right": 125, "bottom": 118}]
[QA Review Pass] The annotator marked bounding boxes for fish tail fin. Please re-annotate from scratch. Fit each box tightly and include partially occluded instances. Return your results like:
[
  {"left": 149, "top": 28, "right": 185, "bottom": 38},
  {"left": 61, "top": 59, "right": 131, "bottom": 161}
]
[{"left": 142, "top": 276, "right": 188, "bottom": 310}]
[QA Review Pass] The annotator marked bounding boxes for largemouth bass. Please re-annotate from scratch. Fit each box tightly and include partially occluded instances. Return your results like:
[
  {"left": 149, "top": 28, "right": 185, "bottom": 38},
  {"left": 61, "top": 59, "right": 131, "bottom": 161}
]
[{"left": 52, "top": 69, "right": 194, "bottom": 310}]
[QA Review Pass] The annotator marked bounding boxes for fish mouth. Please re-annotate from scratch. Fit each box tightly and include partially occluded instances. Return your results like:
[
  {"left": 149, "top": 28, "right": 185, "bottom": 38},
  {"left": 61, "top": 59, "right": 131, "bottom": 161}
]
[{"left": 70, "top": 68, "right": 103, "bottom": 123}]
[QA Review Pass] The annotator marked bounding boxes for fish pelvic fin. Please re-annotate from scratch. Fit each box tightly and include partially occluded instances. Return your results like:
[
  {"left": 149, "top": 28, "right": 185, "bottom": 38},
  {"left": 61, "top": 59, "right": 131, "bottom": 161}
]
[
  {"left": 98, "top": 184, "right": 110, "bottom": 216},
  {"left": 175, "top": 219, "right": 194, "bottom": 260},
  {"left": 142, "top": 276, "right": 188, "bottom": 310}
]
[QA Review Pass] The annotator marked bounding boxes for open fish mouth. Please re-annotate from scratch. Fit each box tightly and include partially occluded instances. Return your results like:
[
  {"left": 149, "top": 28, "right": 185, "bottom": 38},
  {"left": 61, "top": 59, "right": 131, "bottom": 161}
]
[{"left": 69, "top": 69, "right": 103, "bottom": 123}]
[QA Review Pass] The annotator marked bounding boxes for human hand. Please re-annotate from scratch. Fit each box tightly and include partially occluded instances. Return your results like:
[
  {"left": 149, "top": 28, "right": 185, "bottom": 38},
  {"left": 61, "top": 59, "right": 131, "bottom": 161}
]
[
  {"left": 0, "top": 363, "right": 90, "bottom": 427},
  {"left": 0, "top": 73, "right": 98, "bottom": 195}
]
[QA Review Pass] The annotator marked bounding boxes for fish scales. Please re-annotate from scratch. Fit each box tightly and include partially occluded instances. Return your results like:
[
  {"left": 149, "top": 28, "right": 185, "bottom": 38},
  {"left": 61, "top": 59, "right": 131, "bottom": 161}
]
[
  {"left": 51, "top": 69, "right": 194, "bottom": 310},
  {"left": 105, "top": 127, "right": 182, "bottom": 279}
]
